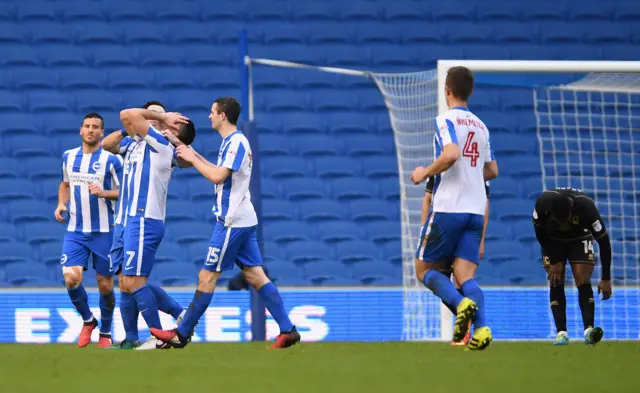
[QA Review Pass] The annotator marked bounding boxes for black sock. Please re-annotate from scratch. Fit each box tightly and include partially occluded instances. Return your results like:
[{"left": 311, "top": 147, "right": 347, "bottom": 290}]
[
  {"left": 577, "top": 284, "right": 595, "bottom": 330},
  {"left": 550, "top": 284, "right": 567, "bottom": 333}
]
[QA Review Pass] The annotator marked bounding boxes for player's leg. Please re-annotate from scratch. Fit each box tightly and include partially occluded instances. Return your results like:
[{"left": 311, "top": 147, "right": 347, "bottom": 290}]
[
  {"left": 121, "top": 217, "right": 165, "bottom": 332},
  {"left": 149, "top": 283, "right": 185, "bottom": 320},
  {"left": 91, "top": 232, "right": 117, "bottom": 348},
  {"left": 569, "top": 239, "right": 603, "bottom": 345},
  {"left": 61, "top": 233, "right": 97, "bottom": 347},
  {"left": 108, "top": 224, "right": 140, "bottom": 349},
  {"left": 542, "top": 247, "right": 569, "bottom": 345},
  {"left": 453, "top": 213, "right": 491, "bottom": 350},
  {"left": 415, "top": 212, "right": 476, "bottom": 340},
  {"left": 240, "top": 227, "right": 299, "bottom": 348},
  {"left": 151, "top": 220, "right": 241, "bottom": 347}
]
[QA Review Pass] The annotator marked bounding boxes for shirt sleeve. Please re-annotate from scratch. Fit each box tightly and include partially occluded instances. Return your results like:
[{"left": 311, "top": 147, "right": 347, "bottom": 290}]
[
  {"left": 143, "top": 126, "right": 174, "bottom": 155},
  {"left": 582, "top": 197, "right": 607, "bottom": 239},
  {"left": 109, "top": 155, "right": 123, "bottom": 189},
  {"left": 61, "top": 152, "right": 69, "bottom": 182},
  {"left": 532, "top": 194, "right": 549, "bottom": 228},
  {"left": 434, "top": 115, "right": 458, "bottom": 147},
  {"left": 119, "top": 136, "right": 133, "bottom": 156},
  {"left": 221, "top": 137, "right": 247, "bottom": 172},
  {"left": 485, "top": 130, "right": 495, "bottom": 162},
  {"left": 425, "top": 176, "right": 434, "bottom": 194}
]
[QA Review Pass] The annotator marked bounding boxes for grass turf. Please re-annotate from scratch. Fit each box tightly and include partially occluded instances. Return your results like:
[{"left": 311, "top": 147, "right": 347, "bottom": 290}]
[{"left": 1, "top": 342, "right": 638, "bottom": 393}]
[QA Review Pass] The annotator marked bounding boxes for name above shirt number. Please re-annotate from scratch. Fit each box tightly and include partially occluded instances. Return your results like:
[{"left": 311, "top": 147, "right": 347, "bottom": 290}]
[{"left": 462, "top": 131, "right": 480, "bottom": 167}]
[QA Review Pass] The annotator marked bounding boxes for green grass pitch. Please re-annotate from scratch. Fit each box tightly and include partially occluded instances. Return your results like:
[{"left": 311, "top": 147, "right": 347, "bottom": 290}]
[{"left": 1, "top": 342, "right": 638, "bottom": 393}]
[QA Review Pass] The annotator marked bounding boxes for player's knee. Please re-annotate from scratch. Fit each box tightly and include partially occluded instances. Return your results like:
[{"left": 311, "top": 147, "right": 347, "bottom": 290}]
[
  {"left": 197, "top": 269, "right": 219, "bottom": 291},
  {"left": 63, "top": 273, "right": 81, "bottom": 289},
  {"left": 96, "top": 276, "right": 113, "bottom": 294},
  {"left": 118, "top": 274, "right": 126, "bottom": 293},
  {"left": 243, "top": 266, "right": 269, "bottom": 289}
]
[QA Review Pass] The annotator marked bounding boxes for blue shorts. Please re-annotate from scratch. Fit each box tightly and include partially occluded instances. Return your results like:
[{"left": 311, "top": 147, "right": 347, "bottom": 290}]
[
  {"left": 61, "top": 231, "right": 115, "bottom": 277},
  {"left": 110, "top": 224, "right": 125, "bottom": 274},
  {"left": 122, "top": 216, "right": 165, "bottom": 277},
  {"left": 203, "top": 221, "right": 263, "bottom": 272},
  {"left": 416, "top": 212, "right": 484, "bottom": 264}
]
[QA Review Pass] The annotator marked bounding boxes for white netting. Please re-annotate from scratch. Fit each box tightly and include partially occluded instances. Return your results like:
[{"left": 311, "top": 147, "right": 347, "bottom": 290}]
[
  {"left": 534, "top": 73, "right": 640, "bottom": 340},
  {"left": 371, "top": 70, "right": 443, "bottom": 341}
]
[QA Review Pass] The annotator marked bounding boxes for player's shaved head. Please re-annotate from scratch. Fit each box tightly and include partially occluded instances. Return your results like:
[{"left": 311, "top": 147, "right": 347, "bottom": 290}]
[
  {"left": 82, "top": 112, "right": 104, "bottom": 129},
  {"left": 445, "top": 66, "right": 474, "bottom": 102},
  {"left": 550, "top": 195, "right": 573, "bottom": 223},
  {"left": 143, "top": 100, "right": 166, "bottom": 112}
]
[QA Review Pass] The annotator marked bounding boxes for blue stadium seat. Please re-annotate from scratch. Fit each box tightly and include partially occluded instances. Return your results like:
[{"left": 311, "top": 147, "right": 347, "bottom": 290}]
[
  {"left": 349, "top": 199, "right": 395, "bottom": 222},
  {"left": 264, "top": 221, "right": 313, "bottom": 244},
  {"left": 363, "top": 221, "right": 401, "bottom": 243},
  {"left": 499, "top": 156, "right": 542, "bottom": 177},
  {"left": 23, "top": 157, "right": 61, "bottom": 180},
  {"left": 285, "top": 241, "right": 328, "bottom": 265},
  {"left": 259, "top": 135, "right": 292, "bottom": 157},
  {"left": 307, "top": 23, "right": 352, "bottom": 45},
  {"left": 354, "top": 24, "right": 399, "bottom": 44},
  {"left": 0, "top": 91, "right": 25, "bottom": 112},
  {"left": 381, "top": 241, "right": 401, "bottom": 264},
  {"left": 91, "top": 45, "right": 135, "bottom": 68},
  {"left": 383, "top": 2, "right": 427, "bottom": 21},
  {"left": 28, "top": 91, "right": 70, "bottom": 113},
  {"left": 258, "top": 91, "right": 309, "bottom": 113},
  {"left": 166, "top": 23, "right": 213, "bottom": 46},
  {"left": 324, "top": 45, "right": 370, "bottom": 68},
  {"left": 10, "top": 68, "right": 57, "bottom": 90},
  {"left": 512, "top": 220, "right": 537, "bottom": 243},
  {"left": 330, "top": 177, "right": 377, "bottom": 201},
  {"left": 316, "top": 221, "right": 362, "bottom": 243},
  {"left": 400, "top": 25, "right": 442, "bottom": 45},
  {"left": 108, "top": 68, "right": 154, "bottom": 89},
  {"left": 22, "top": 222, "right": 63, "bottom": 245},
  {"left": 303, "top": 262, "right": 346, "bottom": 286},
  {"left": 168, "top": 222, "right": 211, "bottom": 245},
  {"left": 449, "top": 23, "right": 492, "bottom": 44},
  {"left": 342, "top": 135, "right": 388, "bottom": 157},
  {"left": 379, "top": 178, "right": 400, "bottom": 201},
  {"left": 569, "top": 1, "right": 613, "bottom": 21},
  {"left": 291, "top": 3, "right": 335, "bottom": 21},
  {"left": 45, "top": 113, "right": 80, "bottom": 136},
  {"left": 201, "top": 68, "right": 241, "bottom": 90},
  {"left": 57, "top": 1, "right": 104, "bottom": 22},
  {"left": 165, "top": 200, "right": 200, "bottom": 222},
  {"left": 282, "top": 178, "right": 327, "bottom": 201},
  {"left": 483, "top": 240, "right": 521, "bottom": 264},
  {"left": 299, "top": 199, "right": 345, "bottom": 222},
  {"left": 0, "top": 158, "right": 20, "bottom": 179},
  {"left": 151, "top": 262, "right": 197, "bottom": 286},
  {"left": 155, "top": 242, "right": 182, "bottom": 264},
  {"left": 292, "top": 135, "right": 341, "bottom": 157},
  {"left": 432, "top": 2, "right": 475, "bottom": 21},
  {"left": 269, "top": 263, "right": 305, "bottom": 285},
  {"left": 56, "top": 135, "right": 80, "bottom": 156},
  {"left": 106, "top": 3, "right": 149, "bottom": 22},
  {"left": 5, "top": 262, "right": 55, "bottom": 287},
  {"left": 0, "top": 223, "right": 17, "bottom": 243},
  {"left": 280, "top": 113, "right": 327, "bottom": 135},
  {"left": 488, "top": 177, "right": 519, "bottom": 200},
  {"left": 73, "top": 22, "right": 120, "bottom": 45},
  {"left": 8, "top": 200, "right": 51, "bottom": 223},
  {"left": 58, "top": 68, "right": 105, "bottom": 89},
  {"left": 586, "top": 23, "right": 630, "bottom": 44},
  {"left": 155, "top": 2, "right": 199, "bottom": 22},
  {"left": 15, "top": 2, "right": 57, "bottom": 22},
  {"left": 477, "top": 1, "right": 521, "bottom": 21},
  {"left": 183, "top": 44, "right": 234, "bottom": 67},
  {"left": 493, "top": 23, "right": 536, "bottom": 44},
  {"left": 188, "top": 179, "right": 214, "bottom": 201},
  {"left": 485, "top": 221, "right": 511, "bottom": 241},
  {"left": 495, "top": 199, "right": 533, "bottom": 222},
  {"left": 352, "top": 261, "right": 400, "bottom": 285},
  {"left": 0, "top": 114, "right": 41, "bottom": 137},
  {"left": 262, "top": 200, "right": 296, "bottom": 222},
  {"left": 491, "top": 134, "right": 536, "bottom": 156},
  {"left": 525, "top": 3, "right": 567, "bottom": 21},
  {"left": 360, "top": 156, "right": 398, "bottom": 179},
  {"left": 27, "top": 23, "right": 72, "bottom": 45},
  {"left": 1, "top": 45, "right": 39, "bottom": 67},
  {"left": 263, "top": 25, "right": 306, "bottom": 45},
  {"left": 338, "top": 2, "right": 381, "bottom": 21},
  {"left": 75, "top": 91, "right": 123, "bottom": 113},
  {"left": 313, "top": 157, "right": 362, "bottom": 179},
  {"left": 261, "top": 178, "right": 282, "bottom": 200},
  {"left": 327, "top": 113, "right": 372, "bottom": 135},
  {"left": 9, "top": 135, "right": 52, "bottom": 157},
  {"left": 523, "top": 177, "right": 544, "bottom": 200},
  {"left": 0, "top": 22, "right": 24, "bottom": 44},
  {"left": 538, "top": 22, "right": 584, "bottom": 44},
  {"left": 262, "top": 241, "right": 284, "bottom": 263},
  {"left": 0, "top": 242, "right": 33, "bottom": 264},
  {"left": 39, "top": 242, "right": 63, "bottom": 265},
  {"left": 262, "top": 157, "right": 310, "bottom": 178}
]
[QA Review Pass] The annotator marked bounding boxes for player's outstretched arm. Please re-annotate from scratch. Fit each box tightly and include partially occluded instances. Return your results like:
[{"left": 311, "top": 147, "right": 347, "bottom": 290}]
[
  {"left": 101, "top": 129, "right": 126, "bottom": 154},
  {"left": 120, "top": 109, "right": 187, "bottom": 138},
  {"left": 175, "top": 145, "right": 230, "bottom": 185}
]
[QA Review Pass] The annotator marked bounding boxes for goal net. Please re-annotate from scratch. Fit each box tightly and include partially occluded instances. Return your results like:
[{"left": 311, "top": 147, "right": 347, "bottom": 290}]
[{"left": 534, "top": 73, "right": 640, "bottom": 340}]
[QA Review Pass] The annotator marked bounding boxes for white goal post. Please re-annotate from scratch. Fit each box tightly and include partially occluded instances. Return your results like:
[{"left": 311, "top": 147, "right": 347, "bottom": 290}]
[{"left": 243, "top": 55, "right": 640, "bottom": 341}]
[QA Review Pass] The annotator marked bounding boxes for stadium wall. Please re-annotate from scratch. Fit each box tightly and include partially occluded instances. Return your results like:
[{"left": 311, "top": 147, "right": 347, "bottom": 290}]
[{"left": 4, "top": 287, "right": 638, "bottom": 343}]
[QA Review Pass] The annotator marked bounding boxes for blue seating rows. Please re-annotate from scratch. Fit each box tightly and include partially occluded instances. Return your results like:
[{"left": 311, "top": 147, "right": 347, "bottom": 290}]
[{"left": 0, "top": 0, "right": 637, "bottom": 286}]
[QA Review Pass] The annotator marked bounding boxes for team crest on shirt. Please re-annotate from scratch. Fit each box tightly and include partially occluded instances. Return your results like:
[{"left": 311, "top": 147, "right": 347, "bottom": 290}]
[
  {"left": 92, "top": 161, "right": 102, "bottom": 171},
  {"left": 60, "top": 254, "right": 68, "bottom": 265}
]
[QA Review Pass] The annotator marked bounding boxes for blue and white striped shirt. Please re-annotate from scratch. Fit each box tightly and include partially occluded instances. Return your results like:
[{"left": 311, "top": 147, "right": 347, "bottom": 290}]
[
  {"left": 122, "top": 127, "right": 176, "bottom": 222},
  {"left": 213, "top": 131, "right": 257, "bottom": 228},
  {"left": 114, "top": 136, "right": 138, "bottom": 226},
  {"left": 62, "top": 147, "right": 123, "bottom": 233}
]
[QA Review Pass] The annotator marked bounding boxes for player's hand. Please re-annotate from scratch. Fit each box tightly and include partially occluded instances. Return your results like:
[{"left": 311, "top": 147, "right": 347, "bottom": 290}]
[
  {"left": 479, "top": 240, "right": 485, "bottom": 259},
  {"left": 161, "top": 129, "right": 183, "bottom": 146},
  {"left": 54, "top": 204, "right": 67, "bottom": 223},
  {"left": 598, "top": 280, "right": 612, "bottom": 300},
  {"left": 176, "top": 145, "right": 197, "bottom": 163},
  {"left": 160, "top": 112, "right": 189, "bottom": 131},
  {"left": 410, "top": 167, "right": 429, "bottom": 185},
  {"left": 88, "top": 182, "right": 104, "bottom": 198},
  {"left": 547, "top": 263, "right": 563, "bottom": 286}
]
